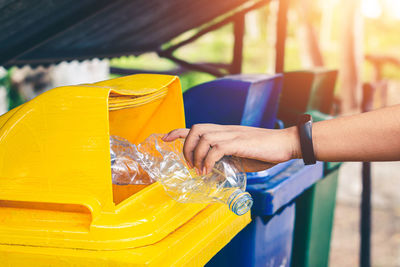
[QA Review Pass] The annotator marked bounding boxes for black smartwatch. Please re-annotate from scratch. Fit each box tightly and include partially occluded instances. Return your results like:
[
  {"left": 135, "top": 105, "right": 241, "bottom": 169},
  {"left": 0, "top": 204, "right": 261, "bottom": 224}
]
[{"left": 297, "top": 114, "right": 316, "bottom": 165}]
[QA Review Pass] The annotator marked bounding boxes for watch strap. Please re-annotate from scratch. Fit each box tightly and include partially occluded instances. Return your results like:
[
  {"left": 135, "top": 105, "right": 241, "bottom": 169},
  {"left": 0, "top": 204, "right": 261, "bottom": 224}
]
[{"left": 297, "top": 114, "right": 316, "bottom": 165}]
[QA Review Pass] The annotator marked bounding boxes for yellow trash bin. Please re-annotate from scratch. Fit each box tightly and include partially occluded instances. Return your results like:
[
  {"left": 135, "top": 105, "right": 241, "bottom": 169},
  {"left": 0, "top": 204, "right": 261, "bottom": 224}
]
[{"left": 0, "top": 74, "right": 250, "bottom": 266}]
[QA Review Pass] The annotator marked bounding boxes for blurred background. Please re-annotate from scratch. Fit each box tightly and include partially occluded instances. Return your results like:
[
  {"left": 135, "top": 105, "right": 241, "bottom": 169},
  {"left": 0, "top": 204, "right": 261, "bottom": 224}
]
[
  {"left": 1, "top": 0, "right": 400, "bottom": 266},
  {"left": 3, "top": 0, "right": 400, "bottom": 111}
]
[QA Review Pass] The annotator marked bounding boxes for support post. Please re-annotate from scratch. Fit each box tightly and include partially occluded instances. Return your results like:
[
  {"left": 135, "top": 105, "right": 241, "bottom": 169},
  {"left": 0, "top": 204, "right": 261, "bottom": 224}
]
[
  {"left": 231, "top": 14, "right": 245, "bottom": 74},
  {"left": 360, "top": 82, "right": 374, "bottom": 267},
  {"left": 275, "top": 0, "right": 289, "bottom": 73}
]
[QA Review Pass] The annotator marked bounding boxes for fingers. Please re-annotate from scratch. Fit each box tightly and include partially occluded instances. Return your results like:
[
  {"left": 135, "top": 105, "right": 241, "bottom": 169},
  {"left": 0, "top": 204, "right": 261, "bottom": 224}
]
[
  {"left": 193, "top": 135, "right": 212, "bottom": 172},
  {"left": 163, "top": 124, "right": 280, "bottom": 176},
  {"left": 163, "top": 128, "right": 189, "bottom": 141},
  {"left": 185, "top": 124, "right": 238, "bottom": 170},
  {"left": 183, "top": 124, "right": 203, "bottom": 168},
  {"left": 193, "top": 131, "right": 239, "bottom": 172},
  {"left": 203, "top": 142, "right": 237, "bottom": 175},
  {"left": 164, "top": 124, "right": 221, "bottom": 142},
  {"left": 164, "top": 124, "right": 241, "bottom": 172}
]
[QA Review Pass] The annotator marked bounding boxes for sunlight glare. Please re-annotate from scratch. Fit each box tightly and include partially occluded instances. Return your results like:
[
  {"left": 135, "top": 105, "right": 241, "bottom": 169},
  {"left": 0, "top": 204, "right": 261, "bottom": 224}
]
[{"left": 362, "top": 0, "right": 382, "bottom": 18}]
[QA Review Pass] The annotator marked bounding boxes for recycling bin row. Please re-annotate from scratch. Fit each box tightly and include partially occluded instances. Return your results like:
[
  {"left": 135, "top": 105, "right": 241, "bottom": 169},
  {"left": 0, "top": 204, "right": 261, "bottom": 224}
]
[
  {"left": 183, "top": 69, "right": 340, "bottom": 267},
  {"left": 0, "top": 69, "right": 339, "bottom": 266}
]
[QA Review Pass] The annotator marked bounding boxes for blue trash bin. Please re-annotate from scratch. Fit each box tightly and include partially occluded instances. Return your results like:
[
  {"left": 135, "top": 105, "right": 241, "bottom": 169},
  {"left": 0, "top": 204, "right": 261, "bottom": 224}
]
[
  {"left": 184, "top": 74, "right": 324, "bottom": 267},
  {"left": 183, "top": 74, "right": 283, "bottom": 128},
  {"left": 206, "top": 160, "right": 324, "bottom": 267}
]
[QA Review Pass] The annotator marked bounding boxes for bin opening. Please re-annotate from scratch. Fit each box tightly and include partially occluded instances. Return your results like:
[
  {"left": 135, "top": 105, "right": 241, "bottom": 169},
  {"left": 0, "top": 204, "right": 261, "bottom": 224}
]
[
  {"left": 98, "top": 74, "right": 186, "bottom": 205},
  {"left": 108, "top": 92, "right": 164, "bottom": 205},
  {"left": 0, "top": 200, "right": 91, "bottom": 232},
  {"left": 109, "top": 107, "right": 153, "bottom": 204}
]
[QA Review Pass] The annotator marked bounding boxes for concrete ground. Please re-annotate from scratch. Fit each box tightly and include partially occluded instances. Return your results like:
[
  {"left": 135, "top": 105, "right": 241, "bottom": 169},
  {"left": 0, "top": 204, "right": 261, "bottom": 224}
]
[
  {"left": 329, "top": 162, "right": 400, "bottom": 266},
  {"left": 329, "top": 81, "right": 400, "bottom": 267}
]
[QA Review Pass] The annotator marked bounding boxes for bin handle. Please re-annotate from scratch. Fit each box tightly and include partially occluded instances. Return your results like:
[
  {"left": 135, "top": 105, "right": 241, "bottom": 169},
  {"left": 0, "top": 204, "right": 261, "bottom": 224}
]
[{"left": 0, "top": 200, "right": 92, "bottom": 232}]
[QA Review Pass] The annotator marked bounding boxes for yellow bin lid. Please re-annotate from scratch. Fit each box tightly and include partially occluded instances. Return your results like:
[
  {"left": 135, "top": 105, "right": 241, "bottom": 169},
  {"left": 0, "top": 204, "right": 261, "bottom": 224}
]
[{"left": 0, "top": 74, "right": 250, "bottom": 264}]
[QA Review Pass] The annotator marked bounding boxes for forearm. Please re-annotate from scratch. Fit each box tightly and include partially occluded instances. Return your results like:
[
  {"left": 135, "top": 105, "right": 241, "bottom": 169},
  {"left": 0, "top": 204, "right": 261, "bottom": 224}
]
[
  {"left": 293, "top": 105, "right": 400, "bottom": 162},
  {"left": 164, "top": 106, "right": 400, "bottom": 173}
]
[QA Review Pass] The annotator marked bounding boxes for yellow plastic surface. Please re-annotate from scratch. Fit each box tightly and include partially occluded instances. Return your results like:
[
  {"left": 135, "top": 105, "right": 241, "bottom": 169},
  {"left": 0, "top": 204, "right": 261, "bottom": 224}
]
[
  {"left": 0, "top": 74, "right": 251, "bottom": 263},
  {"left": 0, "top": 204, "right": 249, "bottom": 266}
]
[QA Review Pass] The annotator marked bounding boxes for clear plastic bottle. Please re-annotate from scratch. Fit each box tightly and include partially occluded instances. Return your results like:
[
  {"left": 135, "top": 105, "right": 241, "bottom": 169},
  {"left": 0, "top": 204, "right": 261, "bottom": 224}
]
[
  {"left": 110, "top": 134, "right": 253, "bottom": 216},
  {"left": 110, "top": 135, "right": 154, "bottom": 185}
]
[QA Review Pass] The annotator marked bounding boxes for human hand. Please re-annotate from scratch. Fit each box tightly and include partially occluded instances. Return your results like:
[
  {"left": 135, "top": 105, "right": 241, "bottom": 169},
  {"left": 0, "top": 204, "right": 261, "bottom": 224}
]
[{"left": 162, "top": 124, "right": 300, "bottom": 174}]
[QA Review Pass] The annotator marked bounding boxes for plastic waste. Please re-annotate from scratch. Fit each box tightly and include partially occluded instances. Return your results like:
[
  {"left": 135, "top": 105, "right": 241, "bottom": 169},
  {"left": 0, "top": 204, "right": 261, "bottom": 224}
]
[
  {"left": 110, "top": 134, "right": 253, "bottom": 215},
  {"left": 110, "top": 135, "right": 155, "bottom": 185}
]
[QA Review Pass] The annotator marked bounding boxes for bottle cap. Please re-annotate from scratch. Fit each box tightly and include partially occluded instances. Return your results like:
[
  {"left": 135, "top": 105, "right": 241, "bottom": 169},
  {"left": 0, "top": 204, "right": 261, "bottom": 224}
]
[{"left": 227, "top": 189, "right": 253, "bottom": 216}]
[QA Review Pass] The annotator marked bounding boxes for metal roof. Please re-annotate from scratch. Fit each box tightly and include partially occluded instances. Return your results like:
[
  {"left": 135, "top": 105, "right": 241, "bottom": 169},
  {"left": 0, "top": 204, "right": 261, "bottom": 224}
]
[{"left": 0, "top": 0, "right": 249, "bottom": 67}]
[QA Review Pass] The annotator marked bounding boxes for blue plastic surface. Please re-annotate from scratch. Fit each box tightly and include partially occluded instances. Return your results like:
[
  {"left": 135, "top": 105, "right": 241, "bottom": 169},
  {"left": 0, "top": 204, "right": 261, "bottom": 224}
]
[
  {"left": 207, "top": 203, "right": 295, "bottom": 267},
  {"left": 207, "top": 161, "right": 324, "bottom": 267},
  {"left": 248, "top": 160, "right": 323, "bottom": 216},
  {"left": 246, "top": 160, "right": 295, "bottom": 184},
  {"left": 183, "top": 74, "right": 283, "bottom": 128}
]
